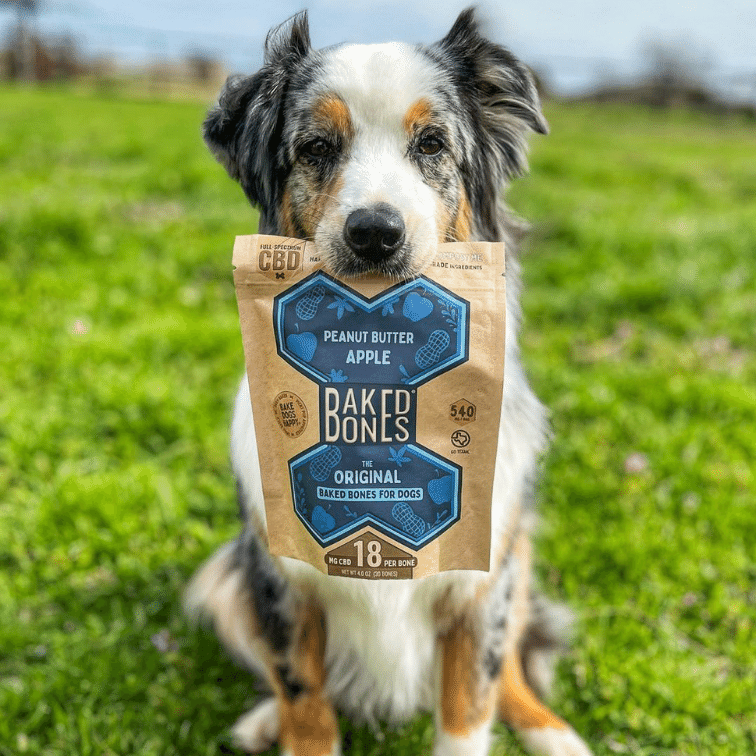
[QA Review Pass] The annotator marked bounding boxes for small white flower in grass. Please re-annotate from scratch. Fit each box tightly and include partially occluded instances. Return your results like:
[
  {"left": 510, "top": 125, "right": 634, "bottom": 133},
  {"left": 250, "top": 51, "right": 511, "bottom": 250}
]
[
  {"left": 71, "top": 318, "right": 89, "bottom": 335},
  {"left": 624, "top": 452, "right": 649, "bottom": 475},
  {"left": 150, "top": 628, "right": 179, "bottom": 653}
]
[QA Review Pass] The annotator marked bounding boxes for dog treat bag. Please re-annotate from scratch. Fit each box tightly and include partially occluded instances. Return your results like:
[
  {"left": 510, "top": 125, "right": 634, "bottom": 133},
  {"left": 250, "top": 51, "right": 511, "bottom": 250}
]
[{"left": 233, "top": 234, "right": 505, "bottom": 579}]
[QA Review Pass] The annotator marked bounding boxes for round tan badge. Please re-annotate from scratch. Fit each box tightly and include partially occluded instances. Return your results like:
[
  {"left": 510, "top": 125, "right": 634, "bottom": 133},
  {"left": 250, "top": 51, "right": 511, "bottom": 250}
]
[{"left": 273, "top": 391, "right": 308, "bottom": 438}]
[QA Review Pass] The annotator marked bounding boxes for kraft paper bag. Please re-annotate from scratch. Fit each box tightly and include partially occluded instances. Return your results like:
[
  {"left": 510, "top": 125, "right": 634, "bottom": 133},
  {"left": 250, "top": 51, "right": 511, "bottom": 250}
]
[{"left": 233, "top": 235, "right": 505, "bottom": 579}]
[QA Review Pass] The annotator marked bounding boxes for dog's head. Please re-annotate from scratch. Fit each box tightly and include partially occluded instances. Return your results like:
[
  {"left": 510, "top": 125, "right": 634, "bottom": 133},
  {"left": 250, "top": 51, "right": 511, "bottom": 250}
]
[{"left": 205, "top": 7, "right": 546, "bottom": 277}]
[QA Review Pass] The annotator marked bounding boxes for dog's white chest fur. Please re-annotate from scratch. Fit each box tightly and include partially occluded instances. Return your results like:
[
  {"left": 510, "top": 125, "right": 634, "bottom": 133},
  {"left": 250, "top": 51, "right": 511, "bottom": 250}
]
[{"left": 317, "top": 577, "right": 439, "bottom": 722}]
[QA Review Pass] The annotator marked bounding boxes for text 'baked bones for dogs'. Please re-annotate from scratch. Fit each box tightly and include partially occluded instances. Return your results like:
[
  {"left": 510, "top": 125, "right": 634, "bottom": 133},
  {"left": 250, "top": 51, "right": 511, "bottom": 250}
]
[{"left": 234, "top": 234, "right": 506, "bottom": 579}]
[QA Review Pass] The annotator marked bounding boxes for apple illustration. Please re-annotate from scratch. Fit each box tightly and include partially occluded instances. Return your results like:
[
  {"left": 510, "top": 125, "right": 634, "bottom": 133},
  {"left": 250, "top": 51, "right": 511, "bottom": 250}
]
[
  {"left": 286, "top": 331, "right": 317, "bottom": 362},
  {"left": 403, "top": 291, "right": 433, "bottom": 322},
  {"left": 311, "top": 505, "right": 336, "bottom": 533},
  {"left": 428, "top": 475, "right": 453, "bottom": 505}
]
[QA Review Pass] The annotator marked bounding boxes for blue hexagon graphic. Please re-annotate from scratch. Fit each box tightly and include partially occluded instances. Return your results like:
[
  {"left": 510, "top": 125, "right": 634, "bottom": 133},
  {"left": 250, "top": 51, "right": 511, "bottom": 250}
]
[
  {"left": 273, "top": 271, "right": 470, "bottom": 553},
  {"left": 273, "top": 273, "right": 469, "bottom": 387},
  {"left": 289, "top": 442, "right": 462, "bottom": 549}
]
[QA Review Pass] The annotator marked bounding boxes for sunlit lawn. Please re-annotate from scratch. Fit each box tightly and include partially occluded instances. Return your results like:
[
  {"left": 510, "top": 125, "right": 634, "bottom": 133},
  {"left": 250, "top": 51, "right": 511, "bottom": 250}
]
[{"left": 1, "top": 84, "right": 754, "bottom": 755}]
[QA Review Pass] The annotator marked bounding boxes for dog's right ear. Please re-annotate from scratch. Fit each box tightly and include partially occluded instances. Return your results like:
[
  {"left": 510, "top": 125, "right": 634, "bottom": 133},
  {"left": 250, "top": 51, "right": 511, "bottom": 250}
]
[
  {"left": 203, "top": 12, "right": 311, "bottom": 211},
  {"left": 436, "top": 7, "right": 547, "bottom": 181}
]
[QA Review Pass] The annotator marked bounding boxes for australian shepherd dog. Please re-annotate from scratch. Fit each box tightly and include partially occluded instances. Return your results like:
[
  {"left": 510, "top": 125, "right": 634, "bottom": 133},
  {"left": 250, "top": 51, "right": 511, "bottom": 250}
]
[{"left": 185, "top": 8, "right": 593, "bottom": 756}]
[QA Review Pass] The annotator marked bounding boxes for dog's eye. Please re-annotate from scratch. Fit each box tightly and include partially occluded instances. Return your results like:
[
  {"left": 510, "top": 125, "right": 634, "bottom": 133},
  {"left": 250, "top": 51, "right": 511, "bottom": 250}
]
[
  {"left": 417, "top": 134, "right": 444, "bottom": 156},
  {"left": 302, "top": 138, "right": 335, "bottom": 159}
]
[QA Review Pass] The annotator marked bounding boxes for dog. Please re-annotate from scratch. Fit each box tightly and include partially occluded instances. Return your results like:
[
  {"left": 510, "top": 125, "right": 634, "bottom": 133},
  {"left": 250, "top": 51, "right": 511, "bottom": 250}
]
[{"left": 185, "top": 8, "right": 593, "bottom": 756}]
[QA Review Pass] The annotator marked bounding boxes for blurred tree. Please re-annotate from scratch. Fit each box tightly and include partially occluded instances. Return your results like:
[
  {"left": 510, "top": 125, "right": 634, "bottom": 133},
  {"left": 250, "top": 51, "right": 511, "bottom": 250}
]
[
  {"left": 1, "top": 0, "right": 39, "bottom": 80},
  {"left": 640, "top": 37, "right": 715, "bottom": 107}
]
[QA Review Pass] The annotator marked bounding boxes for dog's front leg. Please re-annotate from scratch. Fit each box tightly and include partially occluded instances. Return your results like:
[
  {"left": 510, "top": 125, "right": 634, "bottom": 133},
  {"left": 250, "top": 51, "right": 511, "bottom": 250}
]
[
  {"left": 271, "top": 605, "right": 341, "bottom": 756},
  {"left": 434, "top": 616, "right": 499, "bottom": 756},
  {"left": 232, "top": 603, "right": 340, "bottom": 756}
]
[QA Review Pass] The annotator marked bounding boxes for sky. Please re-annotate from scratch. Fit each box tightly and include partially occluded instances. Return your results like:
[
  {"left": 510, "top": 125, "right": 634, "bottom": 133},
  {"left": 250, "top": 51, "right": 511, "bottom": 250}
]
[{"left": 3, "top": 0, "right": 756, "bottom": 101}]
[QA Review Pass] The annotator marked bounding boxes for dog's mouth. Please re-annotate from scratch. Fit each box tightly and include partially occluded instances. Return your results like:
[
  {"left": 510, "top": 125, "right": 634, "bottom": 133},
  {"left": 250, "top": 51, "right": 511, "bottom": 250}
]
[{"left": 329, "top": 245, "right": 418, "bottom": 280}]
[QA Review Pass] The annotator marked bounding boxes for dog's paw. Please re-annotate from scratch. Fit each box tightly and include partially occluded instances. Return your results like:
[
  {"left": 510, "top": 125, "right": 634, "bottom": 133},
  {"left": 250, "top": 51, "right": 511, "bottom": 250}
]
[
  {"left": 519, "top": 725, "right": 593, "bottom": 756},
  {"left": 433, "top": 726, "right": 492, "bottom": 756},
  {"left": 280, "top": 744, "right": 342, "bottom": 756},
  {"left": 230, "top": 698, "right": 280, "bottom": 753}
]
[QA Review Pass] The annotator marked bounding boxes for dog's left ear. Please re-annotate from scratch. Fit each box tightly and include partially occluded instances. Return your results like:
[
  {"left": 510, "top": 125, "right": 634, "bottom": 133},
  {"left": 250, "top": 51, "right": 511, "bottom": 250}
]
[
  {"left": 436, "top": 7, "right": 548, "bottom": 178},
  {"left": 203, "top": 12, "right": 312, "bottom": 221}
]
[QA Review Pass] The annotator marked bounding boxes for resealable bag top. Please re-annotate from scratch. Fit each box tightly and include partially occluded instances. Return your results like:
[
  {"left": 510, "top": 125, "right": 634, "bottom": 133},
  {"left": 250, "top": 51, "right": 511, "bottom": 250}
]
[{"left": 233, "top": 234, "right": 506, "bottom": 579}]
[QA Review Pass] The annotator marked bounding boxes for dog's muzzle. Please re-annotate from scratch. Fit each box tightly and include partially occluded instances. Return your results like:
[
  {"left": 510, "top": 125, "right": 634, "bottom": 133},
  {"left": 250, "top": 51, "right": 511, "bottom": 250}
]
[{"left": 343, "top": 203, "right": 406, "bottom": 263}]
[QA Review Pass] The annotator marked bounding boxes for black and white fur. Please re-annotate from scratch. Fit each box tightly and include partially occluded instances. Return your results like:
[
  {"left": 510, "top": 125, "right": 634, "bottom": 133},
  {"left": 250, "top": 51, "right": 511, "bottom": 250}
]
[{"left": 186, "top": 9, "right": 593, "bottom": 756}]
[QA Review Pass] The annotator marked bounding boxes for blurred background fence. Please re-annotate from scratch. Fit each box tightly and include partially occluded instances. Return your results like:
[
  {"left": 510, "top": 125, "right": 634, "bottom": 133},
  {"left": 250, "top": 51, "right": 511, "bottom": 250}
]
[{"left": 0, "top": 0, "right": 228, "bottom": 99}]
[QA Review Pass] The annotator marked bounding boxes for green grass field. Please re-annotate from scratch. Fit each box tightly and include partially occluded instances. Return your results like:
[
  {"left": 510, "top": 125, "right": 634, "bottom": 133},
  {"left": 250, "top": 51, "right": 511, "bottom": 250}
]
[{"left": 0, "top": 84, "right": 754, "bottom": 756}]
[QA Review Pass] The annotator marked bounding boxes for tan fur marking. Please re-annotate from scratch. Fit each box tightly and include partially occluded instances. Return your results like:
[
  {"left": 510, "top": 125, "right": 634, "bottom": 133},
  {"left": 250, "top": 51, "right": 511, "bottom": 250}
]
[
  {"left": 277, "top": 606, "right": 339, "bottom": 756},
  {"left": 436, "top": 197, "right": 452, "bottom": 244},
  {"left": 453, "top": 188, "right": 473, "bottom": 242},
  {"left": 279, "top": 694, "right": 338, "bottom": 756},
  {"left": 497, "top": 532, "right": 568, "bottom": 732},
  {"left": 308, "top": 174, "right": 344, "bottom": 238},
  {"left": 403, "top": 97, "right": 434, "bottom": 136},
  {"left": 498, "top": 653, "right": 567, "bottom": 731},
  {"left": 288, "top": 167, "right": 345, "bottom": 240},
  {"left": 439, "top": 620, "right": 495, "bottom": 737},
  {"left": 291, "top": 606, "right": 327, "bottom": 687},
  {"left": 313, "top": 94, "right": 353, "bottom": 138}
]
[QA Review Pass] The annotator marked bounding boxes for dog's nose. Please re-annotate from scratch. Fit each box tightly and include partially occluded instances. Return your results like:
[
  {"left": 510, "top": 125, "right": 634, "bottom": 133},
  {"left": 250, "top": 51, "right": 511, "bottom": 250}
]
[{"left": 343, "top": 204, "right": 406, "bottom": 262}]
